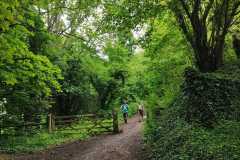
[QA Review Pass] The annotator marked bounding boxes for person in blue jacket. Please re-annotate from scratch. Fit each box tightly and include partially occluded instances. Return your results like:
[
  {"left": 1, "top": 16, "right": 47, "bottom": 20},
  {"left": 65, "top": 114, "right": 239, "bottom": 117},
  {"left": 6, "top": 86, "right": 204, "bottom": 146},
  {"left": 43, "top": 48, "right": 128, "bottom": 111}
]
[{"left": 120, "top": 101, "right": 129, "bottom": 124}]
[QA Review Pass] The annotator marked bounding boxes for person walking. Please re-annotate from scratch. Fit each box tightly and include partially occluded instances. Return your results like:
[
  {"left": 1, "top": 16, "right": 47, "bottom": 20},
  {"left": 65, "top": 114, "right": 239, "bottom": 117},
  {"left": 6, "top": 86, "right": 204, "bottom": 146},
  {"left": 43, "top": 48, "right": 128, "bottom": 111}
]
[
  {"left": 138, "top": 103, "right": 144, "bottom": 122},
  {"left": 120, "top": 101, "right": 129, "bottom": 124}
]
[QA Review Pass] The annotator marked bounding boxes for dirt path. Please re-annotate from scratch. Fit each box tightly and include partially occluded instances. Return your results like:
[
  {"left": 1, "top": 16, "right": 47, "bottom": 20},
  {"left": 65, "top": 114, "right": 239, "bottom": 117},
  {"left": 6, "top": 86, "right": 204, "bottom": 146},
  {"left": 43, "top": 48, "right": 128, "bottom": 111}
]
[{"left": 4, "top": 116, "right": 143, "bottom": 160}]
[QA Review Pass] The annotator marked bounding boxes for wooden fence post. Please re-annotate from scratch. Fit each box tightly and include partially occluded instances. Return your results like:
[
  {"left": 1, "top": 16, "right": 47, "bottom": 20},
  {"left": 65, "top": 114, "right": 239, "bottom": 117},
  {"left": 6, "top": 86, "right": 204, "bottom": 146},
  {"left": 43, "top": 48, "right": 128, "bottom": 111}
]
[
  {"left": 52, "top": 114, "right": 55, "bottom": 131},
  {"left": 112, "top": 108, "right": 119, "bottom": 133},
  {"left": 48, "top": 113, "right": 52, "bottom": 133}
]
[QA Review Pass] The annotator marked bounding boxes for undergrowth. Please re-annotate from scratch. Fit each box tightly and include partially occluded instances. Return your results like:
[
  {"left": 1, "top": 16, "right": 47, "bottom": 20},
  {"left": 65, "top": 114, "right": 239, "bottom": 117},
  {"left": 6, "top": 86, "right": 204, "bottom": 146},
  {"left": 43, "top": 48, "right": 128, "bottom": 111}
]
[
  {"left": 144, "top": 65, "right": 240, "bottom": 160},
  {"left": 145, "top": 95, "right": 240, "bottom": 160}
]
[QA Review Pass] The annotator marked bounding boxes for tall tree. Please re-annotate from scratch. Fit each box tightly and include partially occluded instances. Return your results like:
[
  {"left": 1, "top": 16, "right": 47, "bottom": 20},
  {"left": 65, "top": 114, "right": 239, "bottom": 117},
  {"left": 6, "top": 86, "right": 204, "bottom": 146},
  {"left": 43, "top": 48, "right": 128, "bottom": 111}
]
[
  {"left": 171, "top": 0, "right": 240, "bottom": 72},
  {"left": 101, "top": 0, "right": 240, "bottom": 72}
]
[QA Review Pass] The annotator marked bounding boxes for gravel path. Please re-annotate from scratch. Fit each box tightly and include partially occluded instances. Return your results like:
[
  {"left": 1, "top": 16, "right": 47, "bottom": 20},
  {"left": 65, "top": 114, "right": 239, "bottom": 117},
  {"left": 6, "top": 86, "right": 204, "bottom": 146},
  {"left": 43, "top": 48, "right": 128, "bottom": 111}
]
[{"left": 3, "top": 116, "right": 143, "bottom": 160}]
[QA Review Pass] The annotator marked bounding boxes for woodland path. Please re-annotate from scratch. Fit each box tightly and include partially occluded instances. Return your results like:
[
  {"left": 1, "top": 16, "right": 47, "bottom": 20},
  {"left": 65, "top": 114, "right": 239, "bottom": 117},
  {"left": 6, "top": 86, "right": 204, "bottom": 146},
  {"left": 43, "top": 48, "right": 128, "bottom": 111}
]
[{"left": 5, "top": 116, "right": 143, "bottom": 160}]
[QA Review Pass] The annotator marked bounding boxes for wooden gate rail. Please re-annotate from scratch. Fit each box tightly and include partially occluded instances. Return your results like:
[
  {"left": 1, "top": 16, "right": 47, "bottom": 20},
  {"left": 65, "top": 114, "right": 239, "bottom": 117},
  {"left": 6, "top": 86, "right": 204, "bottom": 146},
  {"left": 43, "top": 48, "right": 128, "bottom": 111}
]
[
  {"left": 0, "top": 110, "right": 119, "bottom": 136},
  {"left": 48, "top": 109, "right": 119, "bottom": 134},
  {"left": 0, "top": 114, "right": 48, "bottom": 136}
]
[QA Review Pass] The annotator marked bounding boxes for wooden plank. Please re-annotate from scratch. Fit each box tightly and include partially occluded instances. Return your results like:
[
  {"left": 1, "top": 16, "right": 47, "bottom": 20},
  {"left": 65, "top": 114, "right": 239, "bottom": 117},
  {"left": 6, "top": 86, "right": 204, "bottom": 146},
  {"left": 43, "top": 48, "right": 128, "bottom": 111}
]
[
  {"left": 55, "top": 119, "right": 112, "bottom": 126},
  {"left": 54, "top": 114, "right": 95, "bottom": 119},
  {"left": 55, "top": 122, "right": 92, "bottom": 126},
  {"left": 55, "top": 119, "right": 78, "bottom": 124},
  {"left": 48, "top": 112, "right": 115, "bottom": 134},
  {"left": 57, "top": 126, "right": 93, "bottom": 130},
  {"left": 57, "top": 123, "right": 112, "bottom": 130},
  {"left": 1, "top": 122, "right": 46, "bottom": 129},
  {"left": 99, "top": 121, "right": 112, "bottom": 124}
]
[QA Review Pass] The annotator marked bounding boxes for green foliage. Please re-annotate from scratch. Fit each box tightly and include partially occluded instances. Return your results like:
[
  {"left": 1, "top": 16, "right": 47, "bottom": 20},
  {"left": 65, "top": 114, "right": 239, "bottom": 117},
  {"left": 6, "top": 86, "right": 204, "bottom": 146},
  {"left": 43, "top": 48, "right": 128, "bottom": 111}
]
[
  {"left": 0, "top": 0, "right": 146, "bottom": 133},
  {"left": 0, "top": 17, "right": 62, "bottom": 116},
  {"left": 145, "top": 95, "right": 240, "bottom": 160},
  {"left": 233, "top": 34, "right": 240, "bottom": 58},
  {"left": 53, "top": 38, "right": 104, "bottom": 114},
  {"left": 0, "top": 1, "right": 24, "bottom": 32},
  {"left": 183, "top": 67, "right": 240, "bottom": 127},
  {"left": 144, "top": 12, "right": 192, "bottom": 108},
  {"left": 124, "top": 53, "right": 149, "bottom": 100},
  {"left": 145, "top": 61, "right": 240, "bottom": 159},
  {"left": 142, "top": 8, "right": 240, "bottom": 160},
  {"left": 224, "top": 35, "right": 238, "bottom": 62},
  {"left": 1, "top": 1, "right": 240, "bottom": 158}
]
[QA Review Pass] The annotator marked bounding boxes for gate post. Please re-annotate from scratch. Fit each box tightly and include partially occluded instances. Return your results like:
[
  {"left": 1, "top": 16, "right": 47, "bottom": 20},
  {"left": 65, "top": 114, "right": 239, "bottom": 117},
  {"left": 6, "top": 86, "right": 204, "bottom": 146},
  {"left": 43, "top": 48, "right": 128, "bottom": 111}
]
[
  {"left": 112, "top": 108, "right": 119, "bottom": 133},
  {"left": 52, "top": 114, "right": 55, "bottom": 131},
  {"left": 48, "top": 113, "right": 52, "bottom": 133}
]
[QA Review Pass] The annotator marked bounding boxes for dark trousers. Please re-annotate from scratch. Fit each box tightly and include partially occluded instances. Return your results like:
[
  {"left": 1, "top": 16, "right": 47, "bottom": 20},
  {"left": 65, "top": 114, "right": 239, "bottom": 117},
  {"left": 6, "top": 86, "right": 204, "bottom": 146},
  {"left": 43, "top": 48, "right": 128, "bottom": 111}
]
[
  {"left": 123, "top": 112, "right": 128, "bottom": 123},
  {"left": 139, "top": 109, "right": 144, "bottom": 117}
]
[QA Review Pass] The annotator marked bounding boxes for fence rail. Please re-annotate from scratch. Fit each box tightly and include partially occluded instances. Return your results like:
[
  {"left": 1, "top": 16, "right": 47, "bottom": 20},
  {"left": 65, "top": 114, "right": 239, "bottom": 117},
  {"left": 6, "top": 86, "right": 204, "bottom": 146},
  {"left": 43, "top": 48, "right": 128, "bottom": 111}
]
[
  {"left": 48, "top": 110, "right": 118, "bottom": 134},
  {"left": 1, "top": 122, "right": 47, "bottom": 129},
  {"left": 0, "top": 109, "right": 119, "bottom": 137}
]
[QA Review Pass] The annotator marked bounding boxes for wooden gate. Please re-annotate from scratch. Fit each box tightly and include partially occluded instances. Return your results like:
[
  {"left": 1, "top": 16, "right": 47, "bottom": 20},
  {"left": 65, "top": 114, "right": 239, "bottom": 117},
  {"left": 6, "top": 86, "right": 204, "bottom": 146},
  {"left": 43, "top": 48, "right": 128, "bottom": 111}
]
[{"left": 48, "top": 109, "right": 119, "bottom": 134}]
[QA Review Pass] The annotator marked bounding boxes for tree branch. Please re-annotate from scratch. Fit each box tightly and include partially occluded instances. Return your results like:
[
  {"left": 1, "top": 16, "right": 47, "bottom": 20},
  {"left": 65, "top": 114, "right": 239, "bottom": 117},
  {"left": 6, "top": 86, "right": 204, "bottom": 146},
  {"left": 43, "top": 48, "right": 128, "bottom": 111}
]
[
  {"left": 202, "top": 0, "right": 214, "bottom": 21},
  {"left": 192, "top": 0, "right": 201, "bottom": 18},
  {"left": 179, "top": 0, "right": 192, "bottom": 20}
]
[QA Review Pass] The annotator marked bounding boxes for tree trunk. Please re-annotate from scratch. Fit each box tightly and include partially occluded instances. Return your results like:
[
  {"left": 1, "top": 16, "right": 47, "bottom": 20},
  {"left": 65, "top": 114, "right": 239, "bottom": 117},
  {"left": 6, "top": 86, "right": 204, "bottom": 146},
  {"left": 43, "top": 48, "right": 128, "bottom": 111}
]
[
  {"left": 194, "top": 41, "right": 216, "bottom": 72},
  {"left": 191, "top": 18, "right": 218, "bottom": 72},
  {"left": 214, "top": 43, "right": 224, "bottom": 69},
  {"left": 194, "top": 37, "right": 224, "bottom": 73},
  {"left": 197, "top": 49, "right": 224, "bottom": 73}
]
